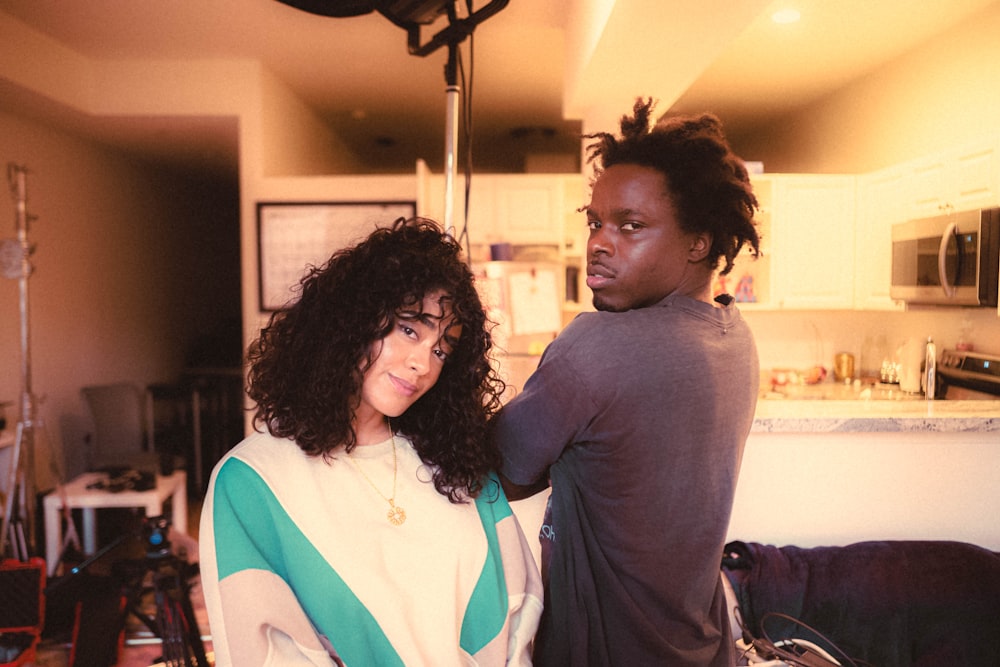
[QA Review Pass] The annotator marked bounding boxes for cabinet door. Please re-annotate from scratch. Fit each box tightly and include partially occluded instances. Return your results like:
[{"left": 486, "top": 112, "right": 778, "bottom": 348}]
[
  {"left": 419, "top": 174, "right": 504, "bottom": 246},
  {"left": 427, "top": 174, "right": 571, "bottom": 247},
  {"left": 465, "top": 177, "right": 499, "bottom": 245},
  {"left": 771, "top": 175, "right": 856, "bottom": 309},
  {"left": 855, "top": 167, "right": 906, "bottom": 311},
  {"left": 493, "top": 175, "right": 563, "bottom": 245},
  {"left": 950, "top": 136, "right": 1000, "bottom": 211},
  {"left": 905, "top": 136, "right": 1000, "bottom": 218}
]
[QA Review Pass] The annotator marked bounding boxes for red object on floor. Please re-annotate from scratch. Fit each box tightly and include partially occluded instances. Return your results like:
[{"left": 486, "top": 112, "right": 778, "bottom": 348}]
[{"left": 0, "top": 557, "right": 46, "bottom": 667}]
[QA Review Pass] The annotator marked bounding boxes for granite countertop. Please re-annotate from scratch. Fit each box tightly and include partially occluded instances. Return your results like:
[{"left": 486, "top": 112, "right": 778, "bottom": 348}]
[{"left": 753, "top": 398, "right": 1000, "bottom": 433}]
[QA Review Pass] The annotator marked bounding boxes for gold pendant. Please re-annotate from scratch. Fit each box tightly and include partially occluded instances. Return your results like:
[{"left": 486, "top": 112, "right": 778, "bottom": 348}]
[{"left": 387, "top": 501, "right": 406, "bottom": 526}]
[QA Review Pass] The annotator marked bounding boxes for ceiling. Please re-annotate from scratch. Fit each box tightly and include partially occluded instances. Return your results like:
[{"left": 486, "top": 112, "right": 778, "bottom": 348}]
[{"left": 0, "top": 0, "right": 996, "bottom": 178}]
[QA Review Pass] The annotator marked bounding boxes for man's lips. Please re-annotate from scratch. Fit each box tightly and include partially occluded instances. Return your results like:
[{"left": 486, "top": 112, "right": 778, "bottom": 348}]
[{"left": 586, "top": 262, "right": 614, "bottom": 289}]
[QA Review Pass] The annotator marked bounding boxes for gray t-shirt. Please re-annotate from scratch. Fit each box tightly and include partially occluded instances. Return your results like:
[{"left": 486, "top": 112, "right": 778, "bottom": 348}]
[{"left": 496, "top": 293, "right": 759, "bottom": 666}]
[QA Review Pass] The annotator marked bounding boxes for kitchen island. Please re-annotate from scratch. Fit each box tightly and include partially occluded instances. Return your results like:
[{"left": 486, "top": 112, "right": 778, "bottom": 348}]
[
  {"left": 753, "top": 398, "right": 1000, "bottom": 433},
  {"left": 728, "top": 399, "right": 1000, "bottom": 551}
]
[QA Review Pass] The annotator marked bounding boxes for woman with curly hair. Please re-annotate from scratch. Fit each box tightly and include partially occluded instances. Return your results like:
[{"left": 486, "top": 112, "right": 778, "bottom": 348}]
[{"left": 200, "top": 218, "right": 542, "bottom": 666}]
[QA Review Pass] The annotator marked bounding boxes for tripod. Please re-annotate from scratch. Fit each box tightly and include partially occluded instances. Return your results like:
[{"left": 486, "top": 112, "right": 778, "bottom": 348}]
[{"left": 115, "top": 516, "right": 208, "bottom": 667}]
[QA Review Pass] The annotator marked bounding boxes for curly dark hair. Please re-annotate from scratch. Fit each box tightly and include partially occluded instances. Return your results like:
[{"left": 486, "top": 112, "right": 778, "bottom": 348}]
[
  {"left": 585, "top": 97, "right": 761, "bottom": 275},
  {"left": 246, "top": 217, "right": 505, "bottom": 502}
]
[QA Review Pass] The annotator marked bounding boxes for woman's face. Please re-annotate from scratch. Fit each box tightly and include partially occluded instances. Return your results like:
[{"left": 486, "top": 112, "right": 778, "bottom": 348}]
[{"left": 356, "top": 289, "right": 461, "bottom": 432}]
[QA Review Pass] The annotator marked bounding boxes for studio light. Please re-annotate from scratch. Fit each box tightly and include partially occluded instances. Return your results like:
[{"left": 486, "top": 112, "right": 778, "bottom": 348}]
[{"left": 275, "top": 0, "right": 507, "bottom": 56}]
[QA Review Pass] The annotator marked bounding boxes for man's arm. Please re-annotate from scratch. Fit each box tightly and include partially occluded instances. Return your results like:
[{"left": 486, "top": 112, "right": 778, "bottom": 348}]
[{"left": 500, "top": 472, "right": 550, "bottom": 501}]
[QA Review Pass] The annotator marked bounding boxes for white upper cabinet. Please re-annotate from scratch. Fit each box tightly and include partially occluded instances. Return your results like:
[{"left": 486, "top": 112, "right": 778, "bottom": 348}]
[
  {"left": 765, "top": 174, "right": 858, "bottom": 309},
  {"left": 736, "top": 134, "right": 1000, "bottom": 312},
  {"left": 420, "top": 173, "right": 580, "bottom": 248},
  {"left": 855, "top": 166, "right": 906, "bottom": 311},
  {"left": 726, "top": 174, "right": 856, "bottom": 310},
  {"left": 903, "top": 135, "right": 1000, "bottom": 219}
]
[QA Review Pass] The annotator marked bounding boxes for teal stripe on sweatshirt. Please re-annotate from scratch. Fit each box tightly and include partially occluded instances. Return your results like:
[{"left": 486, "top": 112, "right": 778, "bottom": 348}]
[{"left": 212, "top": 457, "right": 405, "bottom": 666}]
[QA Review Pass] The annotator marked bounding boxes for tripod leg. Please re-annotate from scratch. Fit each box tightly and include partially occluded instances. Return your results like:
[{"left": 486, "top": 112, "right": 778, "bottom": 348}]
[
  {"left": 152, "top": 565, "right": 208, "bottom": 667},
  {"left": 178, "top": 581, "right": 209, "bottom": 667}
]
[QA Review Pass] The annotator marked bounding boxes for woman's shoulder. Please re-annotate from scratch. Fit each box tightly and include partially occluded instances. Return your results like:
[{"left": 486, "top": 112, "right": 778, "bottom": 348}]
[{"left": 215, "top": 430, "right": 313, "bottom": 478}]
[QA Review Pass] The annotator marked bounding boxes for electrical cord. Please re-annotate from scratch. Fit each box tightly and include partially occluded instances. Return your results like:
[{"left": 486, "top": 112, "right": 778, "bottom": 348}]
[{"left": 735, "top": 606, "right": 875, "bottom": 667}]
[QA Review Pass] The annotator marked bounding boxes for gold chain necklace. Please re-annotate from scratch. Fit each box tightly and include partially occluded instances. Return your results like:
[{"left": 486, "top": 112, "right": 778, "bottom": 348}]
[{"left": 347, "top": 424, "right": 406, "bottom": 526}]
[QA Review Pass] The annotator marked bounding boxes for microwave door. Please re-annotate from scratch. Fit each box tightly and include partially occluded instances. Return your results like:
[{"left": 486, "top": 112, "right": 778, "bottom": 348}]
[
  {"left": 890, "top": 209, "right": 991, "bottom": 306},
  {"left": 938, "top": 222, "right": 959, "bottom": 298}
]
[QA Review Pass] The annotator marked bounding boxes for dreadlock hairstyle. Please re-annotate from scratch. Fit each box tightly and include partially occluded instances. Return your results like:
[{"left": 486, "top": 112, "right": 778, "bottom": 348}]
[
  {"left": 246, "top": 217, "right": 505, "bottom": 502},
  {"left": 585, "top": 97, "right": 761, "bottom": 275}
]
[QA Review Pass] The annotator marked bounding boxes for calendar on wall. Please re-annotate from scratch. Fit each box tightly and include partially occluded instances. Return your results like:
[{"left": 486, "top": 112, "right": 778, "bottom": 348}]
[{"left": 256, "top": 201, "right": 416, "bottom": 311}]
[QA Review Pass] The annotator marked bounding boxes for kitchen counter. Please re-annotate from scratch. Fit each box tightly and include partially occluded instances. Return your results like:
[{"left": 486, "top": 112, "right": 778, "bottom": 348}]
[
  {"left": 752, "top": 399, "right": 1000, "bottom": 433},
  {"left": 735, "top": 401, "right": 1000, "bottom": 550}
]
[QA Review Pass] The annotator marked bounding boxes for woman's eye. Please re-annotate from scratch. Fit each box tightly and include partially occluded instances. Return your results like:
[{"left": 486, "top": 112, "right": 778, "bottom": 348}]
[
  {"left": 433, "top": 347, "right": 449, "bottom": 362},
  {"left": 399, "top": 324, "right": 417, "bottom": 338}
]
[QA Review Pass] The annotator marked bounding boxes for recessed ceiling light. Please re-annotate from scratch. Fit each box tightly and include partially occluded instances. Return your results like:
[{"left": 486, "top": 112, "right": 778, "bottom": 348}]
[{"left": 771, "top": 8, "right": 801, "bottom": 24}]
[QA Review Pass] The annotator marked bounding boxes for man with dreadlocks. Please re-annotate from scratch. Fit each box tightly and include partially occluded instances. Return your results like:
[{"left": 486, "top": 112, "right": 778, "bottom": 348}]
[{"left": 494, "top": 98, "right": 761, "bottom": 665}]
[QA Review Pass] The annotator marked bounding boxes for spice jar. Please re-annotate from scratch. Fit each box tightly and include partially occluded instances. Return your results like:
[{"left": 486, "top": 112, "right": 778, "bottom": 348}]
[{"left": 834, "top": 352, "right": 855, "bottom": 383}]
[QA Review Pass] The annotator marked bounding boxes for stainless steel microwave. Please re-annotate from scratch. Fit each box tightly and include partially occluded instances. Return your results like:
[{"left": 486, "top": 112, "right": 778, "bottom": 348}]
[{"left": 890, "top": 207, "right": 1000, "bottom": 306}]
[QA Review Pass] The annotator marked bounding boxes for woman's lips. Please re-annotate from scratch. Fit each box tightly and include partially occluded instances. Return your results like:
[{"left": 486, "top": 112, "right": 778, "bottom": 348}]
[{"left": 390, "top": 374, "right": 418, "bottom": 397}]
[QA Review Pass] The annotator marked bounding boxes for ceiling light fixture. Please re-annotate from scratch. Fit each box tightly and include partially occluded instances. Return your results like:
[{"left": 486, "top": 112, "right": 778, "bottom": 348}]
[{"left": 771, "top": 8, "right": 801, "bottom": 24}]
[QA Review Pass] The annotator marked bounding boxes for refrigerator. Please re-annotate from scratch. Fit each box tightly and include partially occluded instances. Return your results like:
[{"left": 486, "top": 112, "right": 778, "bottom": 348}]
[{"left": 474, "top": 260, "right": 564, "bottom": 399}]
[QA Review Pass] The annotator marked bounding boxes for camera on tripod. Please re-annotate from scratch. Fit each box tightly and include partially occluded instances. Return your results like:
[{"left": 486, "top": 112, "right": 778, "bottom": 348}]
[{"left": 141, "top": 515, "right": 171, "bottom": 558}]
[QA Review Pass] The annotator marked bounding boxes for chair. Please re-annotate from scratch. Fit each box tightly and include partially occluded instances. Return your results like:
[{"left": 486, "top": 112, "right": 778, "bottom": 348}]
[{"left": 80, "top": 383, "right": 160, "bottom": 473}]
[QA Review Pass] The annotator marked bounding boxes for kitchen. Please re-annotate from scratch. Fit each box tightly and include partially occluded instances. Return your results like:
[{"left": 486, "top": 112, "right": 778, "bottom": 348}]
[{"left": 0, "top": 0, "right": 999, "bottom": 558}]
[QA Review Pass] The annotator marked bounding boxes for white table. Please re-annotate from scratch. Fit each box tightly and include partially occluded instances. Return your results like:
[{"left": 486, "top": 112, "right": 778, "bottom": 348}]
[{"left": 43, "top": 469, "right": 187, "bottom": 575}]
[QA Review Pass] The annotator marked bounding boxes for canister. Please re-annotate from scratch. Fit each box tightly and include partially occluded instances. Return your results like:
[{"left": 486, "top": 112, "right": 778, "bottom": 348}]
[{"left": 834, "top": 352, "right": 855, "bottom": 382}]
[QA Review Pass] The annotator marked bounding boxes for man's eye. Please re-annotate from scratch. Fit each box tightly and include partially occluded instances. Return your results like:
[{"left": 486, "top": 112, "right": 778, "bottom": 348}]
[
  {"left": 587, "top": 219, "right": 601, "bottom": 230},
  {"left": 621, "top": 221, "right": 642, "bottom": 232}
]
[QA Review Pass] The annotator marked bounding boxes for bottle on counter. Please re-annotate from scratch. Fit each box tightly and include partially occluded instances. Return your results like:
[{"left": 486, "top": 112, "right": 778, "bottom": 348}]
[
  {"left": 923, "top": 336, "right": 937, "bottom": 400},
  {"left": 898, "top": 337, "right": 923, "bottom": 394}
]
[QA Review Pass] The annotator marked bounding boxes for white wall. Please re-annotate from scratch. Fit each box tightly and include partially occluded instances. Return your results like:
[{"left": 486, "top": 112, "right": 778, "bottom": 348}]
[
  {"left": 0, "top": 110, "right": 239, "bottom": 480},
  {"left": 730, "top": 3, "right": 1000, "bottom": 174}
]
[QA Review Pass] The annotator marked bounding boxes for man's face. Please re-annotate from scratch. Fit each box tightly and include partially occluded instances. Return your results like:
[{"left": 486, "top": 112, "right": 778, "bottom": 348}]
[{"left": 585, "top": 163, "right": 704, "bottom": 312}]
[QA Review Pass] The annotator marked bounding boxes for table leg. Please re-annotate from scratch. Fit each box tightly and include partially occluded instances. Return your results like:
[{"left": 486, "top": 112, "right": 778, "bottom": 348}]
[
  {"left": 44, "top": 501, "right": 61, "bottom": 576},
  {"left": 173, "top": 477, "right": 188, "bottom": 534},
  {"left": 81, "top": 508, "right": 97, "bottom": 555}
]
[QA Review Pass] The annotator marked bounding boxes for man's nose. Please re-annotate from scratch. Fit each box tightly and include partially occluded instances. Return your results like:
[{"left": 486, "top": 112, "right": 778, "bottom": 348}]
[{"left": 588, "top": 227, "right": 612, "bottom": 257}]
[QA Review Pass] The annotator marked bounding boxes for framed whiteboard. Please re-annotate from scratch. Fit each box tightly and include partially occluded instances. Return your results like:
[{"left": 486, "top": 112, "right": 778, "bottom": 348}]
[{"left": 257, "top": 201, "right": 416, "bottom": 311}]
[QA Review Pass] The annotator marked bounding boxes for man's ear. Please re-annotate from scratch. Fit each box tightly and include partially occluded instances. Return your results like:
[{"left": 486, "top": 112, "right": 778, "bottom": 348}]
[{"left": 688, "top": 233, "right": 713, "bottom": 262}]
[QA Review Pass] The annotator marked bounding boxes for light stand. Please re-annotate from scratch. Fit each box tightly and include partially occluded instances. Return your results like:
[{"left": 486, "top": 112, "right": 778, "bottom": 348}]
[
  {"left": 387, "top": 0, "right": 510, "bottom": 240},
  {"left": 443, "top": 39, "right": 460, "bottom": 238},
  {"left": 274, "top": 0, "right": 510, "bottom": 239},
  {"left": 1, "top": 164, "right": 38, "bottom": 559}
]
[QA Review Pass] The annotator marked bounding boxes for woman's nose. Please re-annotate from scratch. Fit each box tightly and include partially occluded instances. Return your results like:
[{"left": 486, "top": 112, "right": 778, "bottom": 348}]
[{"left": 407, "top": 344, "right": 432, "bottom": 374}]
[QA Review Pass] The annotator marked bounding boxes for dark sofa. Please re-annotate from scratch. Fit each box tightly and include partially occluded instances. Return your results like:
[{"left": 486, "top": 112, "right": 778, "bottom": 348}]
[{"left": 722, "top": 539, "right": 1000, "bottom": 667}]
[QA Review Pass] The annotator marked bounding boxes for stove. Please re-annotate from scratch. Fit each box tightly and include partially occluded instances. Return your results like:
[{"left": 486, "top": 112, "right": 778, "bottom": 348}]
[{"left": 936, "top": 349, "right": 1000, "bottom": 399}]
